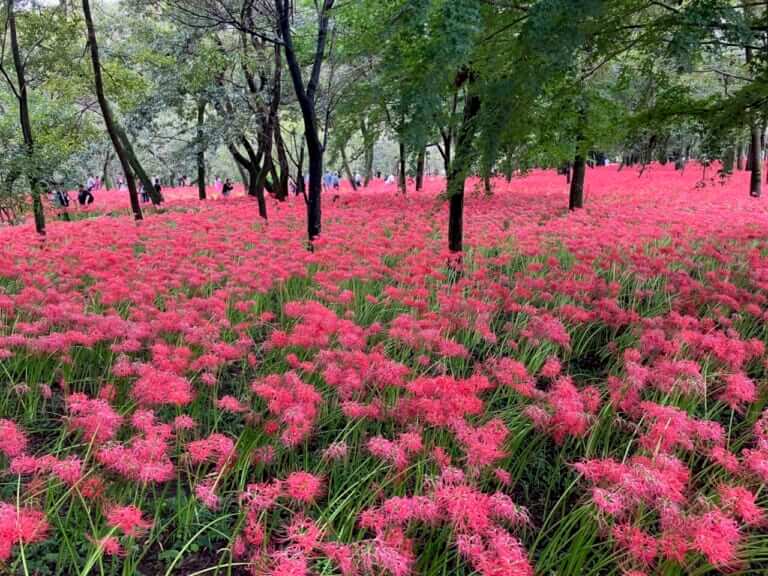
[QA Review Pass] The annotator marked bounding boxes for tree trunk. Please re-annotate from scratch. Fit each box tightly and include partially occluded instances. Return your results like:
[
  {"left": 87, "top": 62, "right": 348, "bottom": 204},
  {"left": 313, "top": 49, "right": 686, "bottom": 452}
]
[
  {"left": 251, "top": 45, "right": 282, "bottom": 202},
  {"left": 82, "top": 0, "right": 142, "bottom": 221},
  {"left": 101, "top": 148, "right": 113, "bottom": 189},
  {"left": 255, "top": 152, "right": 273, "bottom": 201},
  {"left": 341, "top": 147, "right": 356, "bottom": 190},
  {"left": 440, "top": 129, "right": 452, "bottom": 176},
  {"left": 116, "top": 123, "right": 162, "bottom": 206},
  {"left": 723, "top": 146, "right": 735, "bottom": 174},
  {"left": 736, "top": 140, "right": 745, "bottom": 170},
  {"left": 361, "top": 119, "right": 374, "bottom": 186},
  {"left": 447, "top": 84, "right": 481, "bottom": 253},
  {"left": 249, "top": 166, "right": 267, "bottom": 219},
  {"left": 398, "top": 141, "right": 406, "bottom": 194},
  {"left": 569, "top": 155, "right": 586, "bottom": 210},
  {"left": 274, "top": 119, "right": 290, "bottom": 200},
  {"left": 231, "top": 141, "right": 267, "bottom": 219},
  {"left": 569, "top": 103, "right": 587, "bottom": 210},
  {"left": 8, "top": 0, "right": 45, "bottom": 235},
  {"left": 750, "top": 129, "right": 762, "bottom": 197},
  {"left": 416, "top": 147, "right": 426, "bottom": 191},
  {"left": 296, "top": 143, "right": 306, "bottom": 196},
  {"left": 746, "top": 18, "right": 762, "bottom": 197},
  {"left": 277, "top": 0, "right": 332, "bottom": 244},
  {"left": 196, "top": 99, "right": 207, "bottom": 200}
]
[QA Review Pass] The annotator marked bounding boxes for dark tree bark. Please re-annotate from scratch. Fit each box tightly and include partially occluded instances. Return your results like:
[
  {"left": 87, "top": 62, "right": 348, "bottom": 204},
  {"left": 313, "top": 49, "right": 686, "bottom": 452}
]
[
  {"left": 7, "top": 0, "right": 45, "bottom": 235},
  {"left": 115, "top": 126, "right": 162, "bottom": 206},
  {"left": 249, "top": 44, "right": 282, "bottom": 201},
  {"left": 438, "top": 127, "right": 453, "bottom": 176},
  {"left": 101, "top": 148, "right": 112, "bottom": 189},
  {"left": 569, "top": 103, "right": 587, "bottom": 210},
  {"left": 437, "top": 91, "right": 459, "bottom": 178},
  {"left": 249, "top": 166, "right": 267, "bottom": 218},
  {"left": 360, "top": 119, "right": 374, "bottom": 186},
  {"left": 416, "top": 147, "right": 426, "bottom": 191},
  {"left": 749, "top": 129, "right": 762, "bottom": 197},
  {"left": 569, "top": 155, "right": 586, "bottom": 210},
  {"left": 274, "top": 118, "right": 290, "bottom": 200},
  {"left": 447, "top": 81, "right": 481, "bottom": 253},
  {"left": 296, "top": 142, "right": 306, "bottom": 196},
  {"left": 723, "top": 146, "right": 735, "bottom": 174},
  {"left": 82, "top": 0, "right": 142, "bottom": 221},
  {"left": 746, "top": 26, "right": 762, "bottom": 197},
  {"left": 736, "top": 140, "right": 745, "bottom": 170},
  {"left": 231, "top": 142, "right": 267, "bottom": 219},
  {"left": 340, "top": 147, "right": 357, "bottom": 190},
  {"left": 276, "top": 0, "right": 334, "bottom": 244},
  {"left": 196, "top": 99, "right": 206, "bottom": 200},
  {"left": 398, "top": 141, "right": 406, "bottom": 194}
]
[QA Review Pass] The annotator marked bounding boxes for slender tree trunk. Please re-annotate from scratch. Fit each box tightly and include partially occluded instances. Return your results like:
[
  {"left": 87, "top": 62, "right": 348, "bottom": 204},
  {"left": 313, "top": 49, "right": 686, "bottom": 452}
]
[
  {"left": 8, "top": 0, "right": 45, "bottom": 235},
  {"left": 274, "top": 119, "right": 290, "bottom": 200},
  {"left": 340, "top": 147, "right": 356, "bottom": 190},
  {"left": 249, "top": 166, "right": 267, "bottom": 219},
  {"left": 569, "top": 103, "right": 587, "bottom": 210},
  {"left": 361, "top": 119, "right": 374, "bottom": 186},
  {"left": 296, "top": 143, "right": 306, "bottom": 196},
  {"left": 252, "top": 45, "right": 282, "bottom": 201},
  {"left": 447, "top": 85, "right": 481, "bottom": 253},
  {"left": 255, "top": 150, "right": 273, "bottom": 201},
  {"left": 736, "top": 140, "right": 745, "bottom": 170},
  {"left": 82, "top": 0, "right": 142, "bottom": 221},
  {"left": 277, "top": 0, "right": 333, "bottom": 243},
  {"left": 746, "top": 12, "right": 762, "bottom": 197},
  {"left": 196, "top": 99, "right": 206, "bottom": 200},
  {"left": 750, "top": 129, "right": 762, "bottom": 197},
  {"left": 723, "top": 146, "right": 735, "bottom": 174},
  {"left": 116, "top": 126, "right": 161, "bottom": 205},
  {"left": 441, "top": 129, "right": 452, "bottom": 176},
  {"left": 232, "top": 141, "right": 267, "bottom": 219},
  {"left": 398, "top": 141, "right": 406, "bottom": 194},
  {"left": 364, "top": 145, "right": 374, "bottom": 186},
  {"left": 416, "top": 147, "right": 426, "bottom": 191},
  {"left": 101, "top": 148, "right": 112, "bottom": 189}
]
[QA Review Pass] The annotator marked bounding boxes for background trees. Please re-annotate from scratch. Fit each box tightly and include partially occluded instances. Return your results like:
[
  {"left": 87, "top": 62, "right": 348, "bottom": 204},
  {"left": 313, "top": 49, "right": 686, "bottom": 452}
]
[{"left": 0, "top": 0, "right": 765, "bottom": 248}]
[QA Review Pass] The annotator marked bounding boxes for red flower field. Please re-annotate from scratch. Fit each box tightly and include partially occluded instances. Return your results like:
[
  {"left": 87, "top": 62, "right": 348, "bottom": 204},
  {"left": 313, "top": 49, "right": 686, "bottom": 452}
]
[{"left": 0, "top": 164, "right": 767, "bottom": 575}]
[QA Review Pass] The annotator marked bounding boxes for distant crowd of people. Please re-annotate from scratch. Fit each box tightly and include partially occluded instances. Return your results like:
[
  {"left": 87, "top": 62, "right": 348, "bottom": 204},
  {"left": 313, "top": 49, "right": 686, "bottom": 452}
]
[{"left": 46, "top": 167, "right": 410, "bottom": 221}]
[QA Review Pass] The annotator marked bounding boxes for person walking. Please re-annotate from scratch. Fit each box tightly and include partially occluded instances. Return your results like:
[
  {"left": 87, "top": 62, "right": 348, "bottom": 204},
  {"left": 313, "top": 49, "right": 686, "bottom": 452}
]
[{"left": 322, "top": 171, "right": 334, "bottom": 192}]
